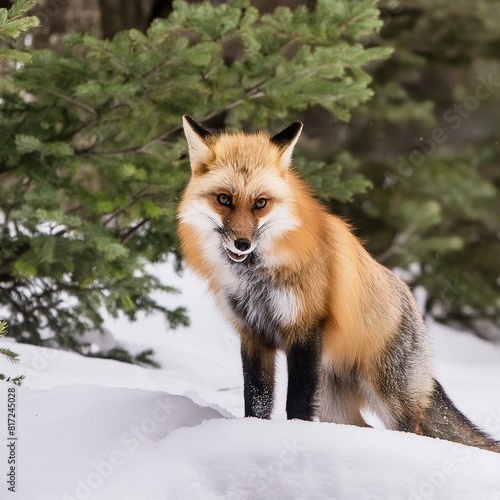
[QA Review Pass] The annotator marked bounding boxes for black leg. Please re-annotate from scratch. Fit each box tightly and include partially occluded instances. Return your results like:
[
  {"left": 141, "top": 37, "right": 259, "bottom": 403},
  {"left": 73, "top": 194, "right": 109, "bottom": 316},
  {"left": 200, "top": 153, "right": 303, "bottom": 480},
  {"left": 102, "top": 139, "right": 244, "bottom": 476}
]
[
  {"left": 286, "top": 327, "right": 322, "bottom": 420},
  {"left": 241, "top": 341, "right": 276, "bottom": 419}
]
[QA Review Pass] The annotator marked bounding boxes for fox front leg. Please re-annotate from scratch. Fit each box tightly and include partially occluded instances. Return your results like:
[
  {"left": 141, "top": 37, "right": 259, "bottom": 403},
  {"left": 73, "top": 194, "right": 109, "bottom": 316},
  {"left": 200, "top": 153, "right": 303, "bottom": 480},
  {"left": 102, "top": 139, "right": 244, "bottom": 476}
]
[
  {"left": 286, "top": 326, "right": 322, "bottom": 421},
  {"left": 240, "top": 339, "right": 276, "bottom": 419}
]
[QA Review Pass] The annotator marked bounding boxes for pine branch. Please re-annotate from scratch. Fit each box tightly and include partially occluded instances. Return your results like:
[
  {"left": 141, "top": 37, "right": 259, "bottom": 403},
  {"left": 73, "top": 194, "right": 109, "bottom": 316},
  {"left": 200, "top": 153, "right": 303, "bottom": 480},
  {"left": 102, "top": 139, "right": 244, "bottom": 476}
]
[
  {"left": 339, "top": 2, "right": 378, "bottom": 32},
  {"left": 7, "top": 0, "right": 38, "bottom": 20},
  {"left": 120, "top": 218, "right": 150, "bottom": 244},
  {"left": 154, "top": 83, "right": 268, "bottom": 144},
  {"left": 0, "top": 320, "right": 22, "bottom": 384},
  {"left": 376, "top": 222, "right": 420, "bottom": 264},
  {"left": 0, "top": 0, "right": 39, "bottom": 63},
  {"left": 0, "top": 347, "right": 19, "bottom": 363},
  {"left": 102, "top": 189, "right": 151, "bottom": 227},
  {"left": 46, "top": 90, "right": 98, "bottom": 116}
]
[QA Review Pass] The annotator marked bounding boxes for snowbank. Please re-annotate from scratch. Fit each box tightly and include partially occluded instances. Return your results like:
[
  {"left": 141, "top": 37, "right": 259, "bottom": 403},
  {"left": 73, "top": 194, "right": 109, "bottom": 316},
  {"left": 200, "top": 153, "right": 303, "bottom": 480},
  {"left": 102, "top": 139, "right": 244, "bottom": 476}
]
[{"left": 1, "top": 383, "right": 499, "bottom": 500}]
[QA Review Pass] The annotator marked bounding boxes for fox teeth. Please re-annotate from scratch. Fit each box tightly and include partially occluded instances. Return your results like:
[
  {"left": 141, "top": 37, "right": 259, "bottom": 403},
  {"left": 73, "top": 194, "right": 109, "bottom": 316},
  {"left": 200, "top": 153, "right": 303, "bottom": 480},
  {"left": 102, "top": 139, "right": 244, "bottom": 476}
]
[{"left": 225, "top": 248, "right": 249, "bottom": 262}]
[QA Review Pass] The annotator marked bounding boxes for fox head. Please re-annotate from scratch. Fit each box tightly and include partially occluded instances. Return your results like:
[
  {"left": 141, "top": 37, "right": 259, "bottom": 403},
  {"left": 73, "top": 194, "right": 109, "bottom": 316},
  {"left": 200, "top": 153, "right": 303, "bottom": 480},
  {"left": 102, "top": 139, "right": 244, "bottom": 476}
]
[{"left": 178, "top": 115, "right": 303, "bottom": 266}]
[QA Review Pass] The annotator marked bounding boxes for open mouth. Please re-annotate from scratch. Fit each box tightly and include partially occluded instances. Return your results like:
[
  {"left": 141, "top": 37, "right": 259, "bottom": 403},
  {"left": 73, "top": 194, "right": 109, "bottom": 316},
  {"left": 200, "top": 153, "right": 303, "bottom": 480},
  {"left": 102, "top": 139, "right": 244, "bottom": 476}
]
[{"left": 225, "top": 248, "right": 250, "bottom": 263}]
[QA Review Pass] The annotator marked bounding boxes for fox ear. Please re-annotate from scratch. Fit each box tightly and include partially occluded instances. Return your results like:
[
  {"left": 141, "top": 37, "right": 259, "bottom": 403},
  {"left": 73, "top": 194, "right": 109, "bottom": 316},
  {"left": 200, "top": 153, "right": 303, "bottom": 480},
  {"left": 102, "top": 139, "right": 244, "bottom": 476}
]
[
  {"left": 270, "top": 121, "right": 303, "bottom": 168},
  {"left": 182, "top": 115, "right": 214, "bottom": 175}
]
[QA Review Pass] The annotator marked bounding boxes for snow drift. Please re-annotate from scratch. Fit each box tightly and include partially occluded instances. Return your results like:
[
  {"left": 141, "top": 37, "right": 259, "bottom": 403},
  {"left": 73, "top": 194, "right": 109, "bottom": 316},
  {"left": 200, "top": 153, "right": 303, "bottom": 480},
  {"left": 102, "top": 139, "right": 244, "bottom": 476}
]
[{"left": 1, "top": 384, "right": 499, "bottom": 500}]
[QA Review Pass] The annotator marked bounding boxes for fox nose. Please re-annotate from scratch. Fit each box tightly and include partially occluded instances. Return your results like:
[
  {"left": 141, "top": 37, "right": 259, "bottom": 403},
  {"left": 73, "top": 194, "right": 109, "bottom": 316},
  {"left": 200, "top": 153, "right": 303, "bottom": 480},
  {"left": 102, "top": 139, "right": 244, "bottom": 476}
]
[{"left": 234, "top": 238, "right": 251, "bottom": 252}]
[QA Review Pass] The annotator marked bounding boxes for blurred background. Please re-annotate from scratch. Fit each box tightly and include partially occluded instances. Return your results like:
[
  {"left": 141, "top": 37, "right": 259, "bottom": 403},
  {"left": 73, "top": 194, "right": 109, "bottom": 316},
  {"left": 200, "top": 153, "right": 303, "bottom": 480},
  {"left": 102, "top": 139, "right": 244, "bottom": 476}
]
[{"left": 0, "top": 0, "right": 498, "bottom": 366}]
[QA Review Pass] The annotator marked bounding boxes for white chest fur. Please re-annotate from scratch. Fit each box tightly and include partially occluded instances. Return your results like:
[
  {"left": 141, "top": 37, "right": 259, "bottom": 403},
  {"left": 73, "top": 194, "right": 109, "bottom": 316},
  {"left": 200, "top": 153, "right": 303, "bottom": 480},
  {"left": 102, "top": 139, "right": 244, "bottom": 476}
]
[{"left": 215, "top": 262, "right": 301, "bottom": 346}]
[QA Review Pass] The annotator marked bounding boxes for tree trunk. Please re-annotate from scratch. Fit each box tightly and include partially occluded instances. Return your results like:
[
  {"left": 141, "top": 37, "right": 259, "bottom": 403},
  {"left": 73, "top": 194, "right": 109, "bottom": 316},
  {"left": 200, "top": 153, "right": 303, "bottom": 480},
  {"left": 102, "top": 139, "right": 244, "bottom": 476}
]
[{"left": 28, "top": 0, "right": 173, "bottom": 49}]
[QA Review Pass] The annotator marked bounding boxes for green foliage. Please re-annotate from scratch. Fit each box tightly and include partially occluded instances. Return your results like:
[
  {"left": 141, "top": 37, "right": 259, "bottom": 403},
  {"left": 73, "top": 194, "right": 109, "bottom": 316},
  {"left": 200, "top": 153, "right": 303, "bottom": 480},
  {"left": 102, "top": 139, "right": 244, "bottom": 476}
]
[
  {"left": 0, "top": 321, "right": 24, "bottom": 385},
  {"left": 89, "top": 347, "right": 161, "bottom": 368},
  {"left": 0, "top": 0, "right": 39, "bottom": 63},
  {"left": 0, "top": 0, "right": 389, "bottom": 356},
  {"left": 334, "top": 0, "right": 500, "bottom": 338},
  {"left": 295, "top": 152, "right": 372, "bottom": 203}
]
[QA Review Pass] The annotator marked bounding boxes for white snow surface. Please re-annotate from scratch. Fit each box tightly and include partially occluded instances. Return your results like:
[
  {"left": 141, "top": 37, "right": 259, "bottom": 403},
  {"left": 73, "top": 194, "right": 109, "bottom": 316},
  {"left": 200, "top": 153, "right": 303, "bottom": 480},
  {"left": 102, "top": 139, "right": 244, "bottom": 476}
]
[{"left": 1, "top": 262, "right": 500, "bottom": 500}]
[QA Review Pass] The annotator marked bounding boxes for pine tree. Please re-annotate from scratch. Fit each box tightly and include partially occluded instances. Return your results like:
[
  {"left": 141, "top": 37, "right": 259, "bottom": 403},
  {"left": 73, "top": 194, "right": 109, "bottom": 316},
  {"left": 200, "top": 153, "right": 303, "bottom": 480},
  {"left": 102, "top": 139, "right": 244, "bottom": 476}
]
[
  {"left": 0, "top": 0, "right": 39, "bottom": 63},
  {"left": 0, "top": 0, "right": 39, "bottom": 381},
  {"left": 0, "top": 0, "right": 390, "bottom": 358},
  {"left": 327, "top": 0, "right": 500, "bottom": 339}
]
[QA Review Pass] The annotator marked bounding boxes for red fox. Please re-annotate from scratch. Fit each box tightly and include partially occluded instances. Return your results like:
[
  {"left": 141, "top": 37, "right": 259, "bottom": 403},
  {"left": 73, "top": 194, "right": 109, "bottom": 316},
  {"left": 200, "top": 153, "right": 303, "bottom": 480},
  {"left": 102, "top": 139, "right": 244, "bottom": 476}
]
[{"left": 177, "top": 115, "right": 500, "bottom": 453}]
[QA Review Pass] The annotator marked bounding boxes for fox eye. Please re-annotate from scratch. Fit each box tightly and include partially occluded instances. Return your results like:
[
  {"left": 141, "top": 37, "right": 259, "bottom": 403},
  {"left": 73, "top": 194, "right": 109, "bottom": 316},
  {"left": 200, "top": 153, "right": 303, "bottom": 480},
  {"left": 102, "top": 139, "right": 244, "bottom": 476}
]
[
  {"left": 254, "top": 198, "right": 267, "bottom": 210},
  {"left": 217, "top": 193, "right": 232, "bottom": 206}
]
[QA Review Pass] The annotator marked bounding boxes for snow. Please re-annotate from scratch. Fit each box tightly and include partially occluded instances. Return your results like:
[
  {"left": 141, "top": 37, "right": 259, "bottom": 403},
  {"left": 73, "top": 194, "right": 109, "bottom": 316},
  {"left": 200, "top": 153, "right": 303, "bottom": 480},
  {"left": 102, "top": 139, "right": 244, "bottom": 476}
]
[{"left": 1, "top": 262, "right": 500, "bottom": 499}]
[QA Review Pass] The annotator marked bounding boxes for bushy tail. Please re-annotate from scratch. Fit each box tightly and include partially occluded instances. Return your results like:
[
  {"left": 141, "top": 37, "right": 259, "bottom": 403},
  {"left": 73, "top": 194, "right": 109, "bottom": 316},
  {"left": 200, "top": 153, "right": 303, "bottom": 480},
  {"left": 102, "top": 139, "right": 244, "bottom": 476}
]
[{"left": 420, "top": 379, "right": 500, "bottom": 453}]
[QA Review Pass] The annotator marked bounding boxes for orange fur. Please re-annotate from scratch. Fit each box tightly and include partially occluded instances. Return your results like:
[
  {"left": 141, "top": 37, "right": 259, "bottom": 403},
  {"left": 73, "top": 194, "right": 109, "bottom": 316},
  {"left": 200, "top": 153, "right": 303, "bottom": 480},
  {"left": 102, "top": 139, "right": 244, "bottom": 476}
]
[{"left": 178, "top": 126, "right": 402, "bottom": 366}]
